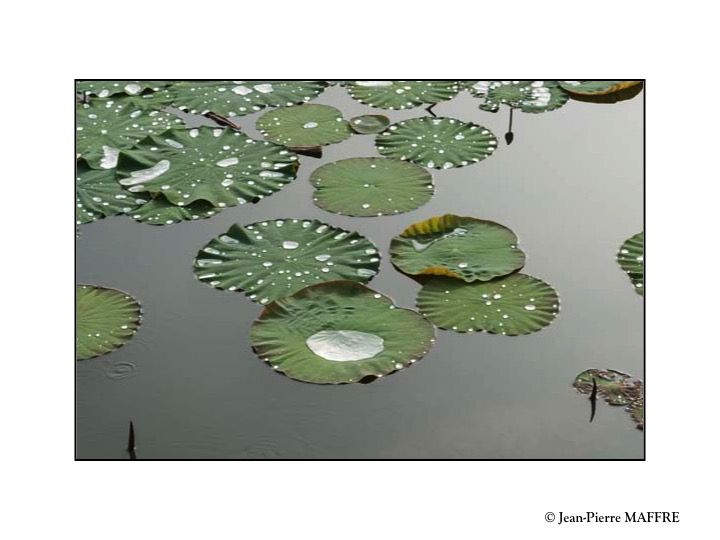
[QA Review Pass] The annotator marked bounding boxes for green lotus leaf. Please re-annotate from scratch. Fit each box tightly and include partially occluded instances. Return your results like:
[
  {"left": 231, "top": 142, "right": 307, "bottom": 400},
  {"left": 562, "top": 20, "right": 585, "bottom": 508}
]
[
  {"left": 76, "top": 285, "right": 142, "bottom": 360},
  {"left": 76, "top": 158, "right": 138, "bottom": 225},
  {"left": 465, "top": 80, "right": 568, "bottom": 113},
  {"left": 347, "top": 80, "right": 459, "bottom": 110},
  {"left": 164, "top": 80, "right": 327, "bottom": 117},
  {"left": 390, "top": 215, "right": 525, "bottom": 281},
  {"left": 250, "top": 281, "right": 436, "bottom": 384},
  {"left": 194, "top": 219, "right": 381, "bottom": 304},
  {"left": 310, "top": 158, "right": 434, "bottom": 217},
  {"left": 559, "top": 81, "right": 642, "bottom": 96},
  {"left": 76, "top": 80, "right": 170, "bottom": 98},
  {"left": 256, "top": 104, "right": 352, "bottom": 148},
  {"left": 375, "top": 117, "right": 497, "bottom": 169},
  {"left": 573, "top": 369, "right": 644, "bottom": 430},
  {"left": 76, "top": 97, "right": 186, "bottom": 167},
  {"left": 349, "top": 114, "right": 390, "bottom": 134},
  {"left": 416, "top": 274, "right": 560, "bottom": 335},
  {"left": 617, "top": 232, "right": 644, "bottom": 296},
  {"left": 129, "top": 196, "right": 222, "bottom": 226},
  {"left": 115, "top": 127, "right": 299, "bottom": 208}
]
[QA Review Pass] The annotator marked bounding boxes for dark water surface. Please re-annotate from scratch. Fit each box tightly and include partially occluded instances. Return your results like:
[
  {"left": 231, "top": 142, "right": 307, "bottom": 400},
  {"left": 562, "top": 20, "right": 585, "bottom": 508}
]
[{"left": 76, "top": 85, "right": 644, "bottom": 459}]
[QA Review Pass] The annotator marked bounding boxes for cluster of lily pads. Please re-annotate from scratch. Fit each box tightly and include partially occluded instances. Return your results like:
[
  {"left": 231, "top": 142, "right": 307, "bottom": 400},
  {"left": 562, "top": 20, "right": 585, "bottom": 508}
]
[{"left": 76, "top": 79, "right": 643, "bottom": 427}]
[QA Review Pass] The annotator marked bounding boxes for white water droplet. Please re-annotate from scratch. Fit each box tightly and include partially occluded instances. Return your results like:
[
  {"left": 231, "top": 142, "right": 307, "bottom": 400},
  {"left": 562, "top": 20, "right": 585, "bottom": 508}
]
[
  {"left": 306, "top": 330, "right": 384, "bottom": 361},
  {"left": 524, "top": 304, "right": 536, "bottom": 311},
  {"left": 303, "top": 122, "right": 318, "bottom": 129},
  {"left": 282, "top": 241, "right": 299, "bottom": 250},
  {"left": 119, "top": 160, "right": 170, "bottom": 186},
  {"left": 216, "top": 157, "right": 239, "bottom": 167}
]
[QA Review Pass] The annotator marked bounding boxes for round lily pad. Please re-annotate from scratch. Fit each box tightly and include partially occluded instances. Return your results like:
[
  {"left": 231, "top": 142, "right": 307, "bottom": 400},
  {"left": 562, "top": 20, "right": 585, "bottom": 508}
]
[
  {"left": 163, "top": 80, "right": 328, "bottom": 117},
  {"left": 416, "top": 274, "right": 560, "bottom": 335},
  {"left": 76, "top": 158, "right": 137, "bottom": 225},
  {"left": 115, "top": 127, "right": 299, "bottom": 208},
  {"left": 349, "top": 114, "right": 390, "bottom": 134},
  {"left": 76, "top": 80, "right": 170, "bottom": 98},
  {"left": 347, "top": 81, "right": 459, "bottom": 110},
  {"left": 559, "top": 81, "right": 642, "bottom": 96},
  {"left": 129, "top": 197, "right": 221, "bottom": 225},
  {"left": 375, "top": 117, "right": 497, "bottom": 169},
  {"left": 573, "top": 368, "right": 644, "bottom": 430},
  {"left": 76, "top": 285, "right": 142, "bottom": 360},
  {"left": 310, "top": 157, "right": 434, "bottom": 217},
  {"left": 465, "top": 81, "right": 568, "bottom": 113},
  {"left": 390, "top": 215, "right": 525, "bottom": 282},
  {"left": 617, "top": 232, "right": 644, "bottom": 296},
  {"left": 256, "top": 104, "right": 352, "bottom": 148},
  {"left": 250, "top": 281, "right": 436, "bottom": 384},
  {"left": 76, "top": 97, "right": 186, "bottom": 167},
  {"left": 194, "top": 219, "right": 381, "bottom": 304}
]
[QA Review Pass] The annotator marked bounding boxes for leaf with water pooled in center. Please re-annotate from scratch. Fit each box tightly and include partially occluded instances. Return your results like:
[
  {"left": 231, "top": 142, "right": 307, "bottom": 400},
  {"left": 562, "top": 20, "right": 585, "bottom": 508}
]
[
  {"left": 257, "top": 104, "right": 352, "bottom": 148},
  {"left": 573, "top": 369, "right": 644, "bottom": 430},
  {"left": 375, "top": 117, "right": 498, "bottom": 169},
  {"left": 465, "top": 81, "right": 568, "bottom": 113},
  {"left": 163, "top": 80, "right": 328, "bottom": 117},
  {"left": 617, "top": 232, "right": 644, "bottom": 296},
  {"left": 193, "top": 219, "right": 381, "bottom": 304},
  {"left": 559, "top": 81, "right": 642, "bottom": 96},
  {"left": 390, "top": 215, "right": 525, "bottom": 281},
  {"left": 250, "top": 281, "right": 436, "bottom": 384},
  {"left": 129, "top": 196, "right": 222, "bottom": 226},
  {"left": 76, "top": 97, "right": 186, "bottom": 167},
  {"left": 349, "top": 114, "right": 390, "bottom": 134},
  {"left": 347, "top": 81, "right": 460, "bottom": 110},
  {"left": 76, "top": 158, "right": 139, "bottom": 225},
  {"left": 417, "top": 274, "right": 560, "bottom": 335},
  {"left": 76, "top": 285, "right": 142, "bottom": 360},
  {"left": 115, "top": 127, "right": 299, "bottom": 208},
  {"left": 310, "top": 157, "right": 434, "bottom": 217},
  {"left": 76, "top": 80, "right": 171, "bottom": 98}
]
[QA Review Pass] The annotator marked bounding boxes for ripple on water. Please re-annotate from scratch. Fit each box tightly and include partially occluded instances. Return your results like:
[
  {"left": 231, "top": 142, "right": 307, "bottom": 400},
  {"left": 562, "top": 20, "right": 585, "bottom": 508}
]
[{"left": 104, "top": 361, "right": 138, "bottom": 380}]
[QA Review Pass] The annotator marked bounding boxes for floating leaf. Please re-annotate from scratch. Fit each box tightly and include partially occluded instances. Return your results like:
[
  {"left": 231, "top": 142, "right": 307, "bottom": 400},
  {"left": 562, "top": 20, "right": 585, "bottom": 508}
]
[
  {"left": 390, "top": 215, "right": 525, "bottom": 281},
  {"left": 76, "top": 158, "right": 137, "bottom": 225},
  {"left": 256, "top": 104, "right": 352, "bottom": 148},
  {"left": 310, "top": 157, "right": 434, "bottom": 217},
  {"left": 76, "top": 80, "right": 170, "bottom": 98},
  {"left": 346, "top": 80, "right": 459, "bottom": 110},
  {"left": 573, "top": 369, "right": 644, "bottom": 430},
  {"left": 465, "top": 81, "right": 568, "bottom": 113},
  {"left": 250, "top": 281, "right": 436, "bottom": 384},
  {"left": 375, "top": 117, "right": 497, "bottom": 169},
  {"left": 559, "top": 81, "right": 642, "bottom": 96},
  {"left": 164, "top": 81, "right": 327, "bottom": 117},
  {"left": 76, "top": 97, "right": 185, "bottom": 167},
  {"left": 416, "top": 274, "right": 559, "bottom": 335},
  {"left": 76, "top": 285, "right": 142, "bottom": 360},
  {"left": 617, "top": 232, "right": 644, "bottom": 296},
  {"left": 129, "top": 196, "right": 221, "bottom": 225},
  {"left": 349, "top": 114, "right": 390, "bottom": 134},
  {"left": 115, "top": 127, "right": 299, "bottom": 208},
  {"left": 194, "top": 219, "right": 381, "bottom": 304}
]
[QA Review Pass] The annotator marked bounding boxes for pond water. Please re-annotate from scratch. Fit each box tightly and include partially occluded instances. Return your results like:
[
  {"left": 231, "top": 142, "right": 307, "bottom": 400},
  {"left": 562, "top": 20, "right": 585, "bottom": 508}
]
[{"left": 76, "top": 84, "right": 644, "bottom": 459}]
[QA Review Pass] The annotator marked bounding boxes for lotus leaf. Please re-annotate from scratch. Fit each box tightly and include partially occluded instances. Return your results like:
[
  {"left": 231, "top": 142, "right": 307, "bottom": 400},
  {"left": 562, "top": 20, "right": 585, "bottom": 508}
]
[
  {"left": 76, "top": 97, "right": 185, "bottom": 167},
  {"left": 164, "top": 80, "right": 327, "bottom": 117},
  {"left": 465, "top": 80, "right": 568, "bottom": 113},
  {"left": 76, "top": 285, "right": 142, "bottom": 360},
  {"left": 310, "top": 157, "right": 434, "bottom": 217},
  {"left": 250, "top": 281, "right": 436, "bottom": 384},
  {"left": 375, "top": 117, "right": 497, "bottom": 169},
  {"left": 617, "top": 232, "right": 644, "bottom": 296},
  {"left": 416, "top": 274, "right": 560, "bottom": 335},
  {"left": 115, "top": 127, "right": 299, "bottom": 208},
  {"left": 347, "top": 81, "right": 459, "bottom": 110},
  {"left": 194, "top": 219, "right": 381, "bottom": 304},
  {"left": 573, "top": 369, "right": 644, "bottom": 430},
  {"left": 256, "top": 104, "right": 352, "bottom": 148},
  {"left": 76, "top": 158, "right": 137, "bottom": 225},
  {"left": 390, "top": 215, "right": 525, "bottom": 281}
]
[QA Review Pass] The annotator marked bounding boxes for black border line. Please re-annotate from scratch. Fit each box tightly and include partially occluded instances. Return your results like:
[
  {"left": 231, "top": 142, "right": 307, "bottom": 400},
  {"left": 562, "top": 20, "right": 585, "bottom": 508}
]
[{"left": 75, "top": 79, "right": 646, "bottom": 461}]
